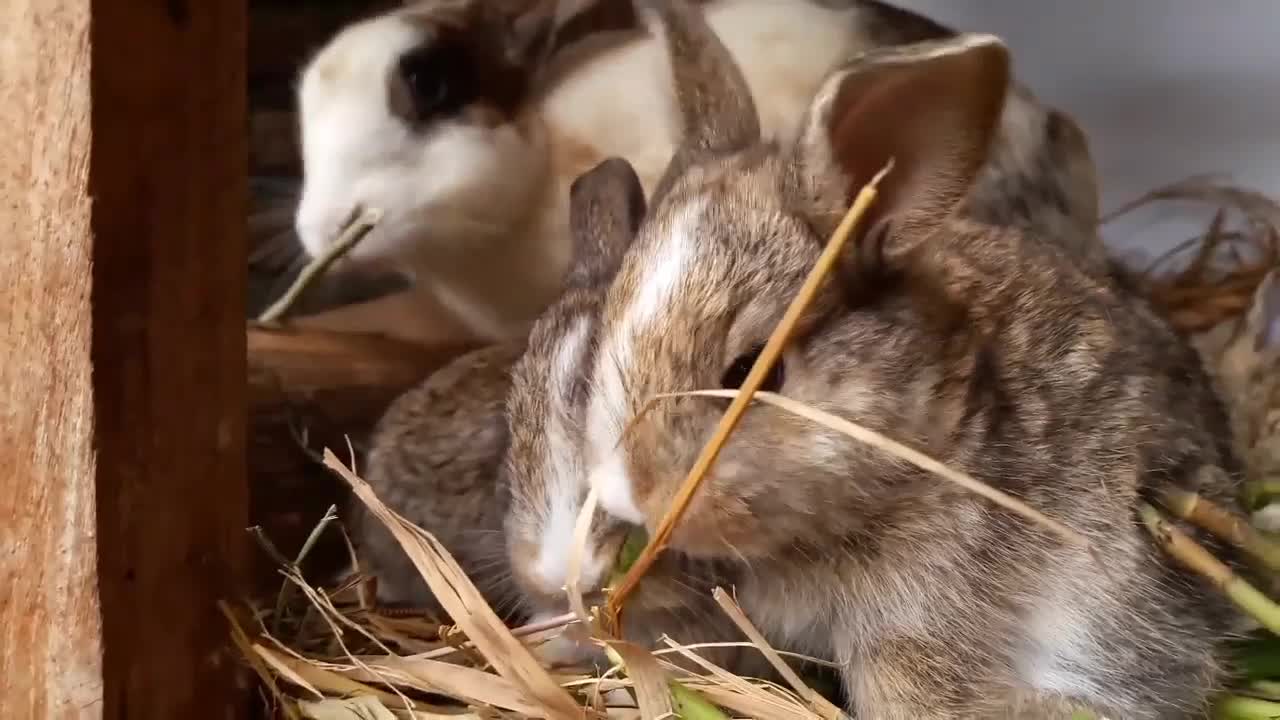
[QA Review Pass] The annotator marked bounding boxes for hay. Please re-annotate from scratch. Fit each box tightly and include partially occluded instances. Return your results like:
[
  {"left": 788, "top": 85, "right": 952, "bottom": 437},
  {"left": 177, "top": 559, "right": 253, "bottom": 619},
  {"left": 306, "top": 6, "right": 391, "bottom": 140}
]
[
  {"left": 257, "top": 208, "right": 383, "bottom": 325},
  {"left": 1112, "top": 176, "right": 1280, "bottom": 335},
  {"left": 228, "top": 449, "right": 833, "bottom": 720},
  {"left": 230, "top": 175, "right": 1280, "bottom": 720}
]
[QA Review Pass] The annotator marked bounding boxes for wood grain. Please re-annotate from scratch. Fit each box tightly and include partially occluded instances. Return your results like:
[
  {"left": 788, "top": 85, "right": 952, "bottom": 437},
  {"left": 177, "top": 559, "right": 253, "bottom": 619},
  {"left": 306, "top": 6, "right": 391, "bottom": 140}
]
[
  {"left": 0, "top": 3, "right": 100, "bottom": 717},
  {"left": 0, "top": 1, "right": 249, "bottom": 718}
]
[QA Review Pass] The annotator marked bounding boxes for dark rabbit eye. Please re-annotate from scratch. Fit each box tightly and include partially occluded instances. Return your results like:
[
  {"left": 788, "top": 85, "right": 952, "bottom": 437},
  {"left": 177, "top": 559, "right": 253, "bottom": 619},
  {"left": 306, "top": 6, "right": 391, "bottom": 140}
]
[
  {"left": 720, "top": 344, "right": 784, "bottom": 393},
  {"left": 396, "top": 44, "right": 471, "bottom": 122}
]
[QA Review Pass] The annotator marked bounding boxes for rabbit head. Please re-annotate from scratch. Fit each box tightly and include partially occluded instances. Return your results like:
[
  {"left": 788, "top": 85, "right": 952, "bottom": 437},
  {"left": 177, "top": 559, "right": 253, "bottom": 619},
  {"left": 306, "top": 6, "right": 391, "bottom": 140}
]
[
  {"left": 293, "top": 0, "right": 562, "bottom": 272},
  {"left": 573, "top": 0, "right": 1017, "bottom": 561},
  {"left": 502, "top": 154, "right": 720, "bottom": 599}
]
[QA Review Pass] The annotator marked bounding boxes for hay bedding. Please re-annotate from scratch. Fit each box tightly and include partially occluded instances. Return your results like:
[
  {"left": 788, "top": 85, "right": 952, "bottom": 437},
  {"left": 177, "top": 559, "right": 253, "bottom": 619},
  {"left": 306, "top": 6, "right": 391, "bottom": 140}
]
[{"left": 234, "top": 175, "right": 1280, "bottom": 720}]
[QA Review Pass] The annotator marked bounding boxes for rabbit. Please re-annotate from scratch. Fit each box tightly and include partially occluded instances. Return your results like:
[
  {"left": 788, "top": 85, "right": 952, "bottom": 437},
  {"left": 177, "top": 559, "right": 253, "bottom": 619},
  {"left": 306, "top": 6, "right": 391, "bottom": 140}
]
[
  {"left": 352, "top": 340, "right": 528, "bottom": 621},
  {"left": 499, "top": 1, "right": 1250, "bottom": 717},
  {"left": 356, "top": 156, "right": 785, "bottom": 680},
  {"left": 288, "top": 0, "right": 1106, "bottom": 347},
  {"left": 500, "top": 155, "right": 785, "bottom": 679}
]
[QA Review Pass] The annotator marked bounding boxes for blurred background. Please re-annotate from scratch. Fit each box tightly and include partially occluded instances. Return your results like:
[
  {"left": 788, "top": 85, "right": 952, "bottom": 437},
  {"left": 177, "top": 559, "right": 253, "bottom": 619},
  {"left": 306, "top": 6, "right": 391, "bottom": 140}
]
[{"left": 895, "top": 0, "right": 1280, "bottom": 260}]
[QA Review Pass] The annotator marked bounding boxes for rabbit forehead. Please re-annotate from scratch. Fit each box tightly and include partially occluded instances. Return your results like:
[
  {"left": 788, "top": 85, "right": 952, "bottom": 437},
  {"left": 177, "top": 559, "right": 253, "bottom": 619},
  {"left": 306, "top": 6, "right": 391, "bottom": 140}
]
[{"left": 582, "top": 170, "right": 815, "bottom": 521}]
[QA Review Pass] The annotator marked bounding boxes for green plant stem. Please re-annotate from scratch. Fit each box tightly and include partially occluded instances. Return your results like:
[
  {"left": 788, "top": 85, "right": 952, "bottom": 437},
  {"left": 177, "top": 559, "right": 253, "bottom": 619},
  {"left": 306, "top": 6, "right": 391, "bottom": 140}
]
[
  {"left": 1247, "top": 681, "right": 1280, "bottom": 701},
  {"left": 1161, "top": 488, "right": 1280, "bottom": 573},
  {"left": 1139, "top": 504, "right": 1280, "bottom": 635},
  {"left": 670, "top": 680, "right": 732, "bottom": 720},
  {"left": 257, "top": 208, "right": 381, "bottom": 324},
  {"left": 1216, "top": 694, "right": 1280, "bottom": 720},
  {"left": 1234, "top": 633, "right": 1280, "bottom": 681},
  {"left": 1247, "top": 481, "right": 1280, "bottom": 511},
  {"left": 602, "top": 645, "right": 729, "bottom": 720}
]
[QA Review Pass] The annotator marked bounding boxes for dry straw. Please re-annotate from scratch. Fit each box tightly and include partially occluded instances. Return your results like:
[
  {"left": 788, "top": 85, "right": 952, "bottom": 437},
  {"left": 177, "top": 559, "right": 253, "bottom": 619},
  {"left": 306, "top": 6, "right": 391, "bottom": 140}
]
[{"left": 257, "top": 207, "right": 383, "bottom": 324}]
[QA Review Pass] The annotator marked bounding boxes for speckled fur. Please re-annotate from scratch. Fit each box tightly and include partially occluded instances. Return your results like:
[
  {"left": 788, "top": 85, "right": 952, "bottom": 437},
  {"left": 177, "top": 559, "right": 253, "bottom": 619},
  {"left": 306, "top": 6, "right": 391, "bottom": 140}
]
[
  {"left": 354, "top": 160, "right": 778, "bottom": 676},
  {"left": 354, "top": 341, "right": 527, "bottom": 620},
  {"left": 501, "top": 2, "right": 1250, "bottom": 717},
  {"left": 501, "top": 158, "right": 781, "bottom": 677}
]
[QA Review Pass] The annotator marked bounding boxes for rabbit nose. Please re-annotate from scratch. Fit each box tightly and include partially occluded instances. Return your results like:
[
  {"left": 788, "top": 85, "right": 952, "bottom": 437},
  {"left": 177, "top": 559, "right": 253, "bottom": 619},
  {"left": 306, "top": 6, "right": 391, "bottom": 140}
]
[{"left": 294, "top": 201, "right": 358, "bottom": 258}]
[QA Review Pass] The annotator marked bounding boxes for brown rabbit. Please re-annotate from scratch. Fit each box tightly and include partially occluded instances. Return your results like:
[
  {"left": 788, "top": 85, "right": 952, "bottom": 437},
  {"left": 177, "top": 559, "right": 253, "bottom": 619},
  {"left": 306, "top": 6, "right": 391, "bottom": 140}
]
[
  {"left": 354, "top": 159, "right": 783, "bottom": 679},
  {"left": 500, "top": 1, "right": 1248, "bottom": 717},
  {"left": 501, "top": 156, "right": 785, "bottom": 678},
  {"left": 352, "top": 341, "right": 527, "bottom": 620}
]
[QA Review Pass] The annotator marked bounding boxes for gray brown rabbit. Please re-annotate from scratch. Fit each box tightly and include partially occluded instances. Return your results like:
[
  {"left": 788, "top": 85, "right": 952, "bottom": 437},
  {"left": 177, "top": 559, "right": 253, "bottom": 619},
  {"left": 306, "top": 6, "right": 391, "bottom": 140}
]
[
  {"left": 354, "top": 157, "right": 781, "bottom": 678},
  {"left": 497, "top": 1, "right": 1249, "bottom": 718},
  {"left": 351, "top": 341, "right": 526, "bottom": 620}
]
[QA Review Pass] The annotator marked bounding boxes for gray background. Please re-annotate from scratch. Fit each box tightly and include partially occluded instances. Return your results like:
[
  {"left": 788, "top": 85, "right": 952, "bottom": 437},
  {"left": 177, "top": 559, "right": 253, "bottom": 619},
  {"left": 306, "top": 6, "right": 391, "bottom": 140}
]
[{"left": 896, "top": 0, "right": 1279, "bottom": 261}]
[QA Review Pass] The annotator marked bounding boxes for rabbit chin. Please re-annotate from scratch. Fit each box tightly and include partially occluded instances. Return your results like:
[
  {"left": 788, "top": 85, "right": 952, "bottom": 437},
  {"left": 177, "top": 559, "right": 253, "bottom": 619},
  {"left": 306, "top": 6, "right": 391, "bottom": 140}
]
[{"left": 526, "top": 610, "right": 608, "bottom": 668}]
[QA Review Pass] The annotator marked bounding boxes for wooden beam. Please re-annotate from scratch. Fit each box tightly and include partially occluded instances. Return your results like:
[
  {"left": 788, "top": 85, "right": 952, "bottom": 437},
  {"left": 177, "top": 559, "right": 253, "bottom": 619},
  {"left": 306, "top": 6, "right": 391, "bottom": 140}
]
[{"left": 0, "top": 1, "right": 248, "bottom": 718}]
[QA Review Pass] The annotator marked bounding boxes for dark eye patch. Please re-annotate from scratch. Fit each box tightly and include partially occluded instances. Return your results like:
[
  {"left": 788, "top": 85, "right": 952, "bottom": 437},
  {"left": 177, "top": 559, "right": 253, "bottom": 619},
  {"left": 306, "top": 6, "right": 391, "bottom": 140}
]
[
  {"left": 394, "top": 40, "right": 475, "bottom": 125},
  {"left": 721, "top": 343, "right": 784, "bottom": 393}
]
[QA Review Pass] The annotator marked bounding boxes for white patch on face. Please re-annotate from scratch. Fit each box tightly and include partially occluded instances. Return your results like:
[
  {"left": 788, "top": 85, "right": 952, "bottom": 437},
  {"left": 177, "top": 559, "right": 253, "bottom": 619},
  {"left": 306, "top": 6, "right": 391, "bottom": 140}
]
[
  {"left": 583, "top": 200, "right": 706, "bottom": 523},
  {"left": 532, "top": 316, "right": 610, "bottom": 593},
  {"left": 589, "top": 452, "right": 646, "bottom": 524},
  {"left": 625, "top": 203, "right": 698, "bottom": 327},
  {"left": 294, "top": 16, "right": 419, "bottom": 262},
  {"left": 292, "top": 14, "right": 544, "bottom": 274}
]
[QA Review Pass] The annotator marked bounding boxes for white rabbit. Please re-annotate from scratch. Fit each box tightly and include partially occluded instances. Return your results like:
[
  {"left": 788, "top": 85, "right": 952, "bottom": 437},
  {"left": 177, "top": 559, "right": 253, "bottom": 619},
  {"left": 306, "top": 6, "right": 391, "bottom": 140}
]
[{"left": 289, "top": 0, "right": 1103, "bottom": 346}]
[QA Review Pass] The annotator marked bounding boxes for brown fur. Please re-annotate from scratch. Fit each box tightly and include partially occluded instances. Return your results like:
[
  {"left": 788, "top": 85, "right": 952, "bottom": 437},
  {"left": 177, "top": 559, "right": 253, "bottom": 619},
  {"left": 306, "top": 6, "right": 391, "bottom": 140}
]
[
  {"left": 353, "top": 341, "right": 527, "bottom": 619},
  {"left": 502, "top": 159, "right": 782, "bottom": 676},
  {"left": 501, "top": 2, "right": 1249, "bottom": 717}
]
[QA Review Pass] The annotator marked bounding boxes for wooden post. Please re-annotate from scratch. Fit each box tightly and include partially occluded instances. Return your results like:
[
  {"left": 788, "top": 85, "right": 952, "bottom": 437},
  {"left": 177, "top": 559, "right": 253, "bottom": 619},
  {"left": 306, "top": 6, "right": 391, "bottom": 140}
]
[{"left": 0, "top": 1, "right": 248, "bottom": 718}]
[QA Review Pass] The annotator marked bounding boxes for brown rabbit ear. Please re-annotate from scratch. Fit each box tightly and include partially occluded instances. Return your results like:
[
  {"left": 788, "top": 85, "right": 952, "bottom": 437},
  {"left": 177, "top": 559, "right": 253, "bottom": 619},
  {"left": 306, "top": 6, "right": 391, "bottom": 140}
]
[
  {"left": 565, "top": 157, "right": 648, "bottom": 289},
  {"left": 643, "top": 0, "right": 761, "bottom": 203},
  {"left": 791, "top": 33, "right": 1011, "bottom": 247}
]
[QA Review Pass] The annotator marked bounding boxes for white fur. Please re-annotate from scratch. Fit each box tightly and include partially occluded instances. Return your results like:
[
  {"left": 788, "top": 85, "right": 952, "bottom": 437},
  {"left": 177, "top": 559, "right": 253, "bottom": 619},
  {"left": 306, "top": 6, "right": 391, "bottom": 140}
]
[
  {"left": 1020, "top": 581, "right": 1108, "bottom": 706},
  {"left": 625, "top": 202, "right": 698, "bottom": 328},
  {"left": 532, "top": 316, "right": 605, "bottom": 592},
  {"left": 583, "top": 199, "right": 706, "bottom": 523},
  {"left": 291, "top": 0, "right": 872, "bottom": 345},
  {"left": 588, "top": 452, "right": 646, "bottom": 524}
]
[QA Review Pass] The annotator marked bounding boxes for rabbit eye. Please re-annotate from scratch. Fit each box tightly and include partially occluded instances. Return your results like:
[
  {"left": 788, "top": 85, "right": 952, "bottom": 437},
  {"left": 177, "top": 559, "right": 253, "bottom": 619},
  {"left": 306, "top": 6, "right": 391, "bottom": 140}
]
[
  {"left": 396, "top": 44, "right": 472, "bottom": 123},
  {"left": 720, "top": 344, "right": 784, "bottom": 393}
]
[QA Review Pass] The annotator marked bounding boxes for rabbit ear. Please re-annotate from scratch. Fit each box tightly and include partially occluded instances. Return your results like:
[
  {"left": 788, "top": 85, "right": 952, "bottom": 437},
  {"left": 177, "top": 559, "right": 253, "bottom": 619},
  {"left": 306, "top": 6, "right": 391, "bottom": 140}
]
[
  {"left": 644, "top": 0, "right": 761, "bottom": 202},
  {"left": 790, "top": 33, "right": 1011, "bottom": 248},
  {"left": 566, "top": 157, "right": 648, "bottom": 289},
  {"left": 1249, "top": 269, "right": 1280, "bottom": 352}
]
